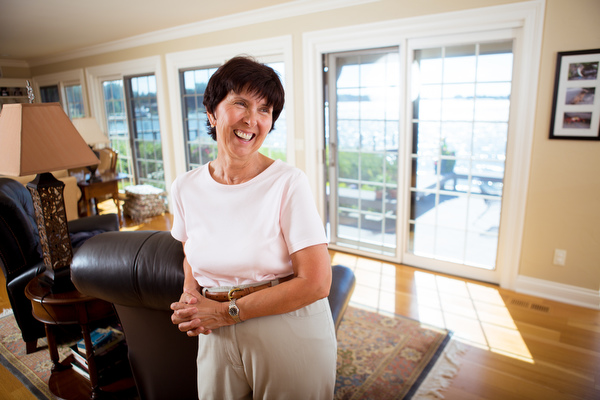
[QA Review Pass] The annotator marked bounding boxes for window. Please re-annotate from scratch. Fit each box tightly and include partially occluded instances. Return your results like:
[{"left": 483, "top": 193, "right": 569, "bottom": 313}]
[
  {"left": 65, "top": 84, "right": 85, "bottom": 119},
  {"left": 35, "top": 70, "right": 87, "bottom": 119},
  {"left": 40, "top": 85, "right": 60, "bottom": 103},
  {"left": 103, "top": 79, "right": 132, "bottom": 187},
  {"left": 408, "top": 41, "right": 513, "bottom": 269},
  {"left": 259, "top": 62, "right": 287, "bottom": 162},
  {"left": 305, "top": 2, "right": 544, "bottom": 285},
  {"left": 325, "top": 49, "right": 400, "bottom": 256},
  {"left": 181, "top": 66, "right": 218, "bottom": 170},
  {"left": 102, "top": 75, "right": 165, "bottom": 189},
  {"left": 127, "top": 75, "right": 164, "bottom": 188}
]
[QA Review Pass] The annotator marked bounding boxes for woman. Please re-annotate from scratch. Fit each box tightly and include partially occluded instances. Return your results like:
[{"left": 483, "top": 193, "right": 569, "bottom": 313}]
[{"left": 170, "top": 56, "right": 337, "bottom": 399}]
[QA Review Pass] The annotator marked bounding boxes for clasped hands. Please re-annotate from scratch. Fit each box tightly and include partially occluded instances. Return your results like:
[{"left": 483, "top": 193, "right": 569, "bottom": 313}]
[{"left": 170, "top": 288, "right": 230, "bottom": 336}]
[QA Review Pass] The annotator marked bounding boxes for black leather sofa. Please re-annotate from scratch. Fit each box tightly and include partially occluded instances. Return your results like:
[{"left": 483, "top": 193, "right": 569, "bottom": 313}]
[
  {"left": 71, "top": 230, "right": 355, "bottom": 400},
  {"left": 0, "top": 177, "right": 120, "bottom": 353}
]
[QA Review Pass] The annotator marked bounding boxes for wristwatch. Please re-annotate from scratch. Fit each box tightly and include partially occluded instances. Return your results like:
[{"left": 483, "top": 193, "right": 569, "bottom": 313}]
[{"left": 228, "top": 298, "right": 242, "bottom": 323}]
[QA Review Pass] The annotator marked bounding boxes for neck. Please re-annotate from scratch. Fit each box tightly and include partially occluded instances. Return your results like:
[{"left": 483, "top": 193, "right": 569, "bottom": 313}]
[{"left": 210, "top": 153, "right": 273, "bottom": 185}]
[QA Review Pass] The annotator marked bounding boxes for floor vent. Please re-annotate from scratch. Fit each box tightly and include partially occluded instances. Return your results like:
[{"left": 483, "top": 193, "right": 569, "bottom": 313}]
[
  {"left": 510, "top": 298, "right": 550, "bottom": 313},
  {"left": 530, "top": 303, "right": 550, "bottom": 313},
  {"left": 511, "top": 299, "right": 530, "bottom": 308}
]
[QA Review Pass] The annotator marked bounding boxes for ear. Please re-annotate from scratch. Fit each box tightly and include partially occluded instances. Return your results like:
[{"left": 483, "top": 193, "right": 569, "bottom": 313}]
[{"left": 207, "top": 112, "right": 216, "bottom": 127}]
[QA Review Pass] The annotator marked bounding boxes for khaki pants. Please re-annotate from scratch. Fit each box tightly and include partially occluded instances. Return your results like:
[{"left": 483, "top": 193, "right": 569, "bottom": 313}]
[{"left": 196, "top": 298, "right": 337, "bottom": 400}]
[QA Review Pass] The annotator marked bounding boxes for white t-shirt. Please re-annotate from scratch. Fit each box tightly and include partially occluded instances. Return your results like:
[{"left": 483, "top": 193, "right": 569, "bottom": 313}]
[{"left": 170, "top": 160, "right": 327, "bottom": 288}]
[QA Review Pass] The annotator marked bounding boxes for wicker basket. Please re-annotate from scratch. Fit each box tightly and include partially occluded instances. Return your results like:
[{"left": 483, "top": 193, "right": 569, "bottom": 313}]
[{"left": 123, "top": 185, "right": 166, "bottom": 222}]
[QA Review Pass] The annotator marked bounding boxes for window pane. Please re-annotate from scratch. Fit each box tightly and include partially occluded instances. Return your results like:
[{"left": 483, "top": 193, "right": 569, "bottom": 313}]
[
  {"left": 180, "top": 66, "right": 218, "bottom": 170},
  {"left": 65, "top": 84, "right": 84, "bottom": 119},
  {"left": 40, "top": 85, "right": 60, "bottom": 103},
  {"left": 329, "top": 49, "right": 400, "bottom": 257},
  {"left": 260, "top": 62, "right": 287, "bottom": 162},
  {"left": 409, "top": 41, "right": 513, "bottom": 269},
  {"left": 127, "top": 75, "right": 165, "bottom": 189},
  {"left": 102, "top": 79, "right": 134, "bottom": 188}
]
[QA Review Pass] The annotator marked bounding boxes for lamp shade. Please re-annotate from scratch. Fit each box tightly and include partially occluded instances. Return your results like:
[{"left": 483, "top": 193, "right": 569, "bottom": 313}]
[
  {"left": 72, "top": 117, "right": 110, "bottom": 146},
  {"left": 0, "top": 103, "right": 100, "bottom": 176}
]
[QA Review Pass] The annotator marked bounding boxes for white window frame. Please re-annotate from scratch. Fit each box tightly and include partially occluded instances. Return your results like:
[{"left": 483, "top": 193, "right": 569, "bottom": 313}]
[
  {"left": 303, "top": 0, "right": 545, "bottom": 289},
  {"left": 32, "top": 69, "right": 88, "bottom": 117},
  {"left": 165, "top": 35, "right": 295, "bottom": 179}
]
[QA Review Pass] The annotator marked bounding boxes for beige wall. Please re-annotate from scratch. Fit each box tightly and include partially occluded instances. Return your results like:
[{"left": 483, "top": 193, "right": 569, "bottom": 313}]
[
  {"left": 521, "top": 0, "right": 600, "bottom": 290},
  {"left": 4, "top": 0, "right": 599, "bottom": 294}
]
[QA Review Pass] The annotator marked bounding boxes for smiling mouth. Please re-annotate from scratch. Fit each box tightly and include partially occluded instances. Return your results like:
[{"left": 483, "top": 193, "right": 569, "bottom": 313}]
[{"left": 234, "top": 129, "right": 254, "bottom": 141}]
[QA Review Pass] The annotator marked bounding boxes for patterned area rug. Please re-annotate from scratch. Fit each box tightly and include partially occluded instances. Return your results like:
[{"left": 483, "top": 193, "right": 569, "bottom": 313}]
[
  {"left": 0, "top": 309, "right": 69, "bottom": 399},
  {"left": 1, "top": 307, "right": 459, "bottom": 400},
  {"left": 335, "top": 306, "right": 454, "bottom": 400}
]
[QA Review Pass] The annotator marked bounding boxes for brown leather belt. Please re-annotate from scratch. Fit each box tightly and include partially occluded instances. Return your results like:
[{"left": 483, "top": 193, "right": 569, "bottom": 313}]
[{"left": 202, "top": 274, "right": 294, "bottom": 302}]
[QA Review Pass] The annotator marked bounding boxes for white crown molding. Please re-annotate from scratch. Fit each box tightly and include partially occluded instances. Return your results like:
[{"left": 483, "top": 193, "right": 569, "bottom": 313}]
[
  {"left": 515, "top": 275, "right": 599, "bottom": 310},
  {"left": 28, "top": 0, "right": 379, "bottom": 67},
  {"left": 0, "top": 58, "right": 29, "bottom": 68}
]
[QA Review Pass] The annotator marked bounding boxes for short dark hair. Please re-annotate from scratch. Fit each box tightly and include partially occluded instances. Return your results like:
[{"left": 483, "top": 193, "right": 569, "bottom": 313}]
[{"left": 203, "top": 56, "right": 285, "bottom": 141}]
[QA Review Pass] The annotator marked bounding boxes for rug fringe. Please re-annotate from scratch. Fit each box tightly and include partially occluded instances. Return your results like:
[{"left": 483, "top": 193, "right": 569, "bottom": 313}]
[
  {"left": 412, "top": 339, "right": 467, "bottom": 399},
  {"left": 0, "top": 309, "right": 13, "bottom": 318}
]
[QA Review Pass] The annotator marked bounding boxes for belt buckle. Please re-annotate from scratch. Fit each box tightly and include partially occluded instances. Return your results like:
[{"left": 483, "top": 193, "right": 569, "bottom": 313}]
[{"left": 228, "top": 287, "right": 242, "bottom": 301}]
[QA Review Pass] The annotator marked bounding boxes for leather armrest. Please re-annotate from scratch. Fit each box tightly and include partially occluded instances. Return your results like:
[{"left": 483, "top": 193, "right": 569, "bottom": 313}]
[
  {"left": 328, "top": 264, "right": 356, "bottom": 331},
  {"left": 68, "top": 213, "right": 119, "bottom": 233},
  {"left": 6, "top": 261, "right": 45, "bottom": 296},
  {"left": 72, "top": 231, "right": 185, "bottom": 311}
]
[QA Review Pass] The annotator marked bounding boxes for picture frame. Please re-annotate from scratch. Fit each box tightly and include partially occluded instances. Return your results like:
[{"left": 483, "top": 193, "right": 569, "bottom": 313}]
[{"left": 549, "top": 48, "right": 600, "bottom": 140}]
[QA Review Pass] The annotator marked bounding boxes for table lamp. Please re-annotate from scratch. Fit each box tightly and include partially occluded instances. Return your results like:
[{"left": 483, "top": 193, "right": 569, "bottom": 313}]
[
  {"left": 72, "top": 117, "right": 110, "bottom": 182},
  {"left": 0, "top": 102, "right": 100, "bottom": 292}
]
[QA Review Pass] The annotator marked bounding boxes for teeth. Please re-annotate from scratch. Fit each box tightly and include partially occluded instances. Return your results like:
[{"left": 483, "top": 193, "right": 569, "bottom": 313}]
[{"left": 234, "top": 130, "right": 253, "bottom": 140}]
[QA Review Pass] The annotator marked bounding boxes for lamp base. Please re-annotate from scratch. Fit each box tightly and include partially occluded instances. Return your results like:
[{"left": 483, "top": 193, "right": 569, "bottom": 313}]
[
  {"left": 38, "top": 267, "right": 75, "bottom": 293},
  {"left": 27, "top": 172, "right": 75, "bottom": 294}
]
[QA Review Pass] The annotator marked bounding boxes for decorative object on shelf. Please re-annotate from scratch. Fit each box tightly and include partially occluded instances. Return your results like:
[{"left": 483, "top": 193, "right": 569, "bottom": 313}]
[
  {"left": 0, "top": 78, "right": 28, "bottom": 110},
  {"left": 549, "top": 48, "right": 600, "bottom": 140},
  {"left": 0, "top": 102, "right": 100, "bottom": 292},
  {"left": 123, "top": 184, "right": 167, "bottom": 222},
  {"left": 72, "top": 117, "right": 110, "bottom": 182},
  {"left": 26, "top": 80, "right": 34, "bottom": 103}
]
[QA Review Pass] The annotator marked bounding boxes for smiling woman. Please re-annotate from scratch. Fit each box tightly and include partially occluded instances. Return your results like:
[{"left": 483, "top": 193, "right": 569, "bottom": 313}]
[{"left": 169, "top": 56, "right": 337, "bottom": 399}]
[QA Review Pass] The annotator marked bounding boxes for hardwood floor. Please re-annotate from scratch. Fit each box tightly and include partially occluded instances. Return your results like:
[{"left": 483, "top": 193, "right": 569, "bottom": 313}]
[{"left": 1, "top": 201, "right": 599, "bottom": 399}]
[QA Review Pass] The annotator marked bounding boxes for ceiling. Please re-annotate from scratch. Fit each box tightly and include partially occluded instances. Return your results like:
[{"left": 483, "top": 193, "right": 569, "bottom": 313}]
[{"left": 0, "top": 0, "right": 294, "bottom": 63}]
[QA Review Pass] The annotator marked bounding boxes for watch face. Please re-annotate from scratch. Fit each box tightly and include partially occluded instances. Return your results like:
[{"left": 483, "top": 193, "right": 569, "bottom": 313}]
[{"left": 229, "top": 304, "right": 239, "bottom": 316}]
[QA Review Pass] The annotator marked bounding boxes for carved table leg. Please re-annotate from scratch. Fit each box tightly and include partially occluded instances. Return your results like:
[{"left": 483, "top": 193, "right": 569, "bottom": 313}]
[{"left": 44, "top": 325, "right": 69, "bottom": 372}]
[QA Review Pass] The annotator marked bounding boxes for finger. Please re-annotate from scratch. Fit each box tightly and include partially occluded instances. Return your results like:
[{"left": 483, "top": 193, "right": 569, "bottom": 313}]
[
  {"left": 188, "top": 327, "right": 212, "bottom": 336},
  {"left": 184, "top": 288, "right": 203, "bottom": 302},
  {"left": 178, "top": 319, "right": 200, "bottom": 333}
]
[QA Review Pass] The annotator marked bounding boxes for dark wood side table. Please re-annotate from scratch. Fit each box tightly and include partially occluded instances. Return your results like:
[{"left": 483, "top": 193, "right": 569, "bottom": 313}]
[
  {"left": 77, "top": 173, "right": 127, "bottom": 225},
  {"left": 25, "top": 278, "right": 133, "bottom": 400}
]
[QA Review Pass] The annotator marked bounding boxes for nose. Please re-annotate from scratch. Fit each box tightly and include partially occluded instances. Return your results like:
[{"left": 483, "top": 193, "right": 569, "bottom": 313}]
[{"left": 243, "top": 108, "right": 258, "bottom": 127}]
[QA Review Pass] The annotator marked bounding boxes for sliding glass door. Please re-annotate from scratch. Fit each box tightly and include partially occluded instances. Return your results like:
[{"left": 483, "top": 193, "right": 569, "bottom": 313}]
[
  {"left": 407, "top": 42, "right": 513, "bottom": 271},
  {"left": 326, "top": 48, "right": 401, "bottom": 257},
  {"left": 325, "top": 39, "right": 515, "bottom": 283}
]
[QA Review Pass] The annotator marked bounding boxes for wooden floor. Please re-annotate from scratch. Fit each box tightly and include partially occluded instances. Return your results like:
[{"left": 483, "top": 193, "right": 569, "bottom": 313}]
[{"left": 1, "top": 202, "right": 599, "bottom": 399}]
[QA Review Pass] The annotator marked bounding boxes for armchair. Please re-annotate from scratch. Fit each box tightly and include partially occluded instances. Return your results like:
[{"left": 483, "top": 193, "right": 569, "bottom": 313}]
[
  {"left": 71, "top": 230, "right": 355, "bottom": 400},
  {"left": 0, "top": 177, "right": 120, "bottom": 353}
]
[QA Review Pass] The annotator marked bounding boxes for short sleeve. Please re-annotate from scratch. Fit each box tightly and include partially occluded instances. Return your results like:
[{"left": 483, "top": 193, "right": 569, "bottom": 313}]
[
  {"left": 279, "top": 171, "right": 328, "bottom": 254},
  {"left": 170, "top": 177, "right": 188, "bottom": 243}
]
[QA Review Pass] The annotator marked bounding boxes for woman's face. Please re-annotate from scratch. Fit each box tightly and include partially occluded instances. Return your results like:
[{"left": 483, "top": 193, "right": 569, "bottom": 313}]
[{"left": 208, "top": 88, "right": 273, "bottom": 161}]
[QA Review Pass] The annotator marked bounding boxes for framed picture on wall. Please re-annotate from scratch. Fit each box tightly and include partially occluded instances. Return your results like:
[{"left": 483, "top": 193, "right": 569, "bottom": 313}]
[{"left": 549, "top": 48, "right": 600, "bottom": 140}]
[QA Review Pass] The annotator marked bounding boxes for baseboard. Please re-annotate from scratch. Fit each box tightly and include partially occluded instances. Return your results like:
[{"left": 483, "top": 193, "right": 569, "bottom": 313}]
[{"left": 515, "top": 275, "right": 599, "bottom": 309}]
